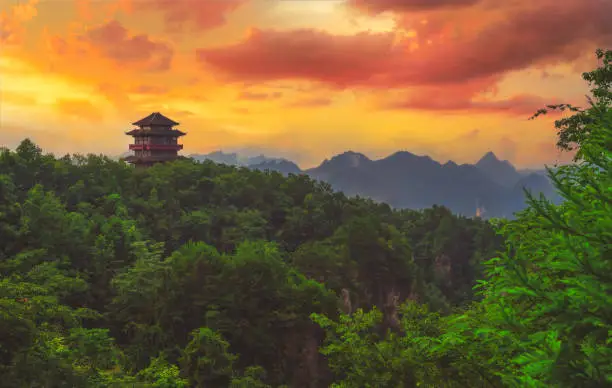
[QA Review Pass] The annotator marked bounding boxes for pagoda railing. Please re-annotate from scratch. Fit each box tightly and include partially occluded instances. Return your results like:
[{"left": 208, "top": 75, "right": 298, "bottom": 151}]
[{"left": 129, "top": 144, "right": 183, "bottom": 151}]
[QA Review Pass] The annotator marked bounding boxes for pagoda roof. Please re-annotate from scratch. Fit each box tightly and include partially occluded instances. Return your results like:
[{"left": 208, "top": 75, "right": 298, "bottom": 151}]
[{"left": 132, "top": 112, "right": 179, "bottom": 127}]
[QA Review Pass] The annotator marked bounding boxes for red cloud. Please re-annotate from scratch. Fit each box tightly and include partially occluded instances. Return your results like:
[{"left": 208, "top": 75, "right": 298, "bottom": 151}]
[
  {"left": 386, "top": 93, "right": 563, "bottom": 116},
  {"left": 84, "top": 20, "right": 173, "bottom": 71},
  {"left": 349, "top": 0, "right": 480, "bottom": 14},
  {"left": 146, "top": 0, "right": 247, "bottom": 31},
  {"left": 196, "top": 0, "right": 612, "bottom": 88},
  {"left": 238, "top": 91, "right": 283, "bottom": 100},
  {"left": 197, "top": 28, "right": 395, "bottom": 88},
  {"left": 382, "top": 78, "right": 566, "bottom": 116}
]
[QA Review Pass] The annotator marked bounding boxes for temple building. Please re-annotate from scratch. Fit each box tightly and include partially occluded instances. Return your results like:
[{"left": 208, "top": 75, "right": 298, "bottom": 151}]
[{"left": 123, "top": 112, "right": 186, "bottom": 168}]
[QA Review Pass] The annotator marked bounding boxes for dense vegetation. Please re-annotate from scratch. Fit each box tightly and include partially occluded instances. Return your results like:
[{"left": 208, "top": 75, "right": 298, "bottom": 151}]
[
  {"left": 0, "top": 138, "right": 501, "bottom": 386},
  {"left": 0, "top": 49, "right": 610, "bottom": 387}
]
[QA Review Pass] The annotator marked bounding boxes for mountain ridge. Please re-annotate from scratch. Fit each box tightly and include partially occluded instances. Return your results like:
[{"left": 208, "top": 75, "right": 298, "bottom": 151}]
[
  {"left": 188, "top": 149, "right": 560, "bottom": 218},
  {"left": 187, "top": 149, "right": 554, "bottom": 174}
]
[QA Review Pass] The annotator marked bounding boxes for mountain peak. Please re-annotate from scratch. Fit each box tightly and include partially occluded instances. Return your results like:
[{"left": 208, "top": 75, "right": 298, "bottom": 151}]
[
  {"left": 478, "top": 151, "right": 500, "bottom": 164},
  {"left": 381, "top": 151, "right": 436, "bottom": 165},
  {"left": 476, "top": 151, "right": 516, "bottom": 169},
  {"left": 325, "top": 151, "right": 370, "bottom": 167},
  {"left": 337, "top": 150, "right": 369, "bottom": 158},
  {"left": 475, "top": 151, "right": 520, "bottom": 187},
  {"left": 306, "top": 150, "right": 371, "bottom": 176},
  {"left": 388, "top": 150, "right": 416, "bottom": 158}
]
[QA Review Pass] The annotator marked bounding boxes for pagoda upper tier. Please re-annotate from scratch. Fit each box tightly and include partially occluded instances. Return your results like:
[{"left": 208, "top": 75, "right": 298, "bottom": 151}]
[{"left": 125, "top": 112, "right": 186, "bottom": 137}]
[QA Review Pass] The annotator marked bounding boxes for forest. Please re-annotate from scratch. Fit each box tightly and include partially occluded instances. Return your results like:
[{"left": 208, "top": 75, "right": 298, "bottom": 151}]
[{"left": 0, "top": 49, "right": 609, "bottom": 387}]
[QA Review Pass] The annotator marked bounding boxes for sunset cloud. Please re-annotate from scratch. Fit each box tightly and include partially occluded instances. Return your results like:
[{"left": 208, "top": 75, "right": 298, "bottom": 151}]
[
  {"left": 145, "top": 0, "right": 247, "bottom": 32},
  {"left": 386, "top": 93, "right": 561, "bottom": 117},
  {"left": 43, "top": 19, "right": 174, "bottom": 79},
  {"left": 197, "top": 0, "right": 612, "bottom": 90},
  {"left": 348, "top": 0, "right": 480, "bottom": 14},
  {"left": 84, "top": 20, "right": 174, "bottom": 71},
  {"left": 394, "top": 0, "right": 612, "bottom": 80},
  {"left": 0, "top": 0, "right": 38, "bottom": 45},
  {"left": 377, "top": 78, "right": 560, "bottom": 116},
  {"left": 196, "top": 28, "right": 395, "bottom": 88}
]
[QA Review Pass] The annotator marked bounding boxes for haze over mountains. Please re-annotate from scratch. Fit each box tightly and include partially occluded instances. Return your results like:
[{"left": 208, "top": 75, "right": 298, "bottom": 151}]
[{"left": 189, "top": 150, "right": 561, "bottom": 218}]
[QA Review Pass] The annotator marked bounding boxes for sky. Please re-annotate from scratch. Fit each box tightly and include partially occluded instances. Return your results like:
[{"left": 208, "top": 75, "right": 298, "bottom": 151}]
[{"left": 1, "top": 0, "right": 610, "bottom": 168}]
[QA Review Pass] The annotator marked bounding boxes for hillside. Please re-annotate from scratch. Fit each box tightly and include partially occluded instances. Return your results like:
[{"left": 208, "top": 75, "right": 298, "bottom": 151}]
[
  {"left": 0, "top": 140, "right": 502, "bottom": 387},
  {"left": 249, "top": 159, "right": 302, "bottom": 176}
]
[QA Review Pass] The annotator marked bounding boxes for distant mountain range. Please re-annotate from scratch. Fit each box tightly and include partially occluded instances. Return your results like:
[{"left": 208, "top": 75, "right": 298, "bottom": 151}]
[
  {"left": 189, "top": 151, "right": 302, "bottom": 175},
  {"left": 188, "top": 150, "right": 562, "bottom": 218},
  {"left": 189, "top": 151, "right": 274, "bottom": 167}
]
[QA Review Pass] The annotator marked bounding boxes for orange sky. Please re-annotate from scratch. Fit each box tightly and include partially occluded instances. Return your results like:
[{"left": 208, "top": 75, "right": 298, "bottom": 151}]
[{"left": 1, "top": 0, "right": 610, "bottom": 168}]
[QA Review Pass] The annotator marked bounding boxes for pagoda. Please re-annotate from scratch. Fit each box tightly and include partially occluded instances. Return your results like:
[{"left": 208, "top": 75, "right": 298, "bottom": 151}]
[{"left": 123, "top": 112, "right": 186, "bottom": 168}]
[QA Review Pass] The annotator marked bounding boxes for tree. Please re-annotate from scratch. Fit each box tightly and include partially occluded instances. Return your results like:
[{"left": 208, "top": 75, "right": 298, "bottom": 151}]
[
  {"left": 313, "top": 48, "right": 612, "bottom": 387},
  {"left": 531, "top": 49, "right": 612, "bottom": 157},
  {"left": 472, "top": 49, "right": 612, "bottom": 386}
]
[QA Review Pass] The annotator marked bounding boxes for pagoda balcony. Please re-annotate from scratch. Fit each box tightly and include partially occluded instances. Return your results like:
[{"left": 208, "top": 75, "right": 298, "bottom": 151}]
[{"left": 129, "top": 144, "right": 183, "bottom": 151}]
